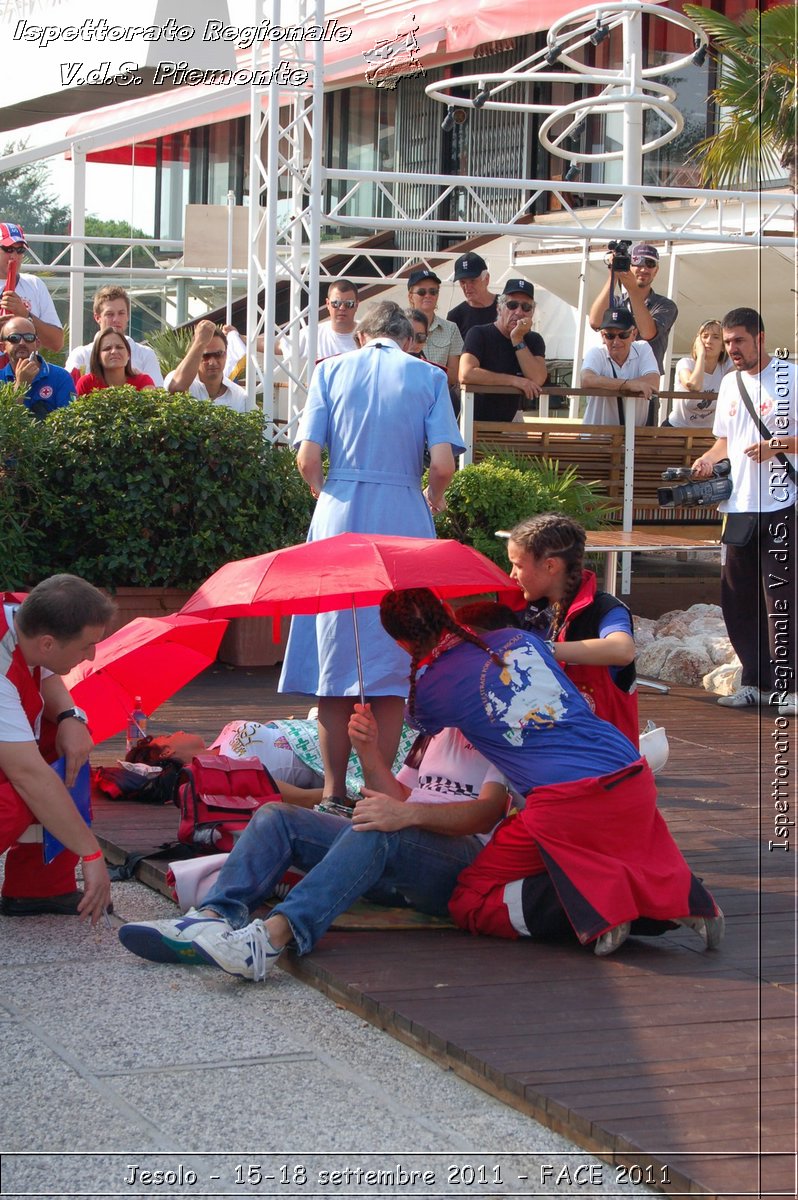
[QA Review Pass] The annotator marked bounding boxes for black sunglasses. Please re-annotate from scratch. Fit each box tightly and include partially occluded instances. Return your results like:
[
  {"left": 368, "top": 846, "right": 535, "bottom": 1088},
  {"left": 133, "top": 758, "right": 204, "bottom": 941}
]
[
  {"left": 201, "top": 350, "right": 225, "bottom": 361},
  {"left": 603, "top": 331, "right": 633, "bottom": 340},
  {"left": 505, "top": 300, "right": 534, "bottom": 313},
  {"left": 328, "top": 298, "right": 356, "bottom": 309},
  {"left": 3, "top": 332, "right": 37, "bottom": 344},
  {"left": 411, "top": 288, "right": 439, "bottom": 297},
  {"left": 1, "top": 244, "right": 25, "bottom": 255}
]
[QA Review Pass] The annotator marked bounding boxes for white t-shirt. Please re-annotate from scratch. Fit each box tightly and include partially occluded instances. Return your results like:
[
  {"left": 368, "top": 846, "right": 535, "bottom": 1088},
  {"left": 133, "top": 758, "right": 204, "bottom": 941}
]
[
  {"left": 0, "top": 603, "right": 39, "bottom": 743},
  {"left": 65, "top": 337, "right": 164, "bottom": 386},
  {"left": 280, "top": 321, "right": 358, "bottom": 362},
  {"left": 14, "top": 275, "right": 61, "bottom": 329},
  {"left": 163, "top": 372, "right": 254, "bottom": 414},
  {"left": 396, "top": 726, "right": 509, "bottom": 844},
  {"left": 581, "top": 341, "right": 659, "bottom": 425},
  {"left": 669, "top": 357, "right": 733, "bottom": 427},
  {"left": 211, "top": 720, "right": 322, "bottom": 788},
  {"left": 713, "top": 358, "right": 797, "bottom": 513}
]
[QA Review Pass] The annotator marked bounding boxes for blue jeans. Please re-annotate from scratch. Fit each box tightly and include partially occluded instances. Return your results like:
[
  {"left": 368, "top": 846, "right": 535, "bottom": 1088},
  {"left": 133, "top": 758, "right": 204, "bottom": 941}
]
[{"left": 200, "top": 802, "right": 482, "bottom": 955}]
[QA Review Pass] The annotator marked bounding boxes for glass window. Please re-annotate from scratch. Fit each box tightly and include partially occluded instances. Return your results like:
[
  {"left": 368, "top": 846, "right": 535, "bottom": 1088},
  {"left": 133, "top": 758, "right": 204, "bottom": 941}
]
[{"left": 155, "top": 133, "right": 190, "bottom": 240}]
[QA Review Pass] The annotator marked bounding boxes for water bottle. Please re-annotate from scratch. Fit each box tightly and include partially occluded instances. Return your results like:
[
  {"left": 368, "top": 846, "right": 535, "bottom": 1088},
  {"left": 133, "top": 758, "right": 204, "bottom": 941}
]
[{"left": 125, "top": 696, "right": 148, "bottom": 753}]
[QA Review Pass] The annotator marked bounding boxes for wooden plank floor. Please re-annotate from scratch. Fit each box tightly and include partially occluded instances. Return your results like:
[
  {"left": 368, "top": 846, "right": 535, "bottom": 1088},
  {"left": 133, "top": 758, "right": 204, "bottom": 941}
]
[{"left": 92, "top": 666, "right": 796, "bottom": 1200}]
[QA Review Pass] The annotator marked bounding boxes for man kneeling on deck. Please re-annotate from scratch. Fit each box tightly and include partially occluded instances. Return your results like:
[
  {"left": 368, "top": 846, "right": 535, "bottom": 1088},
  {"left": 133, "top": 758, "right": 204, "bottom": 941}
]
[
  {"left": 118, "top": 637, "right": 513, "bottom": 981},
  {"left": 1, "top": 576, "right": 113, "bottom": 921}
]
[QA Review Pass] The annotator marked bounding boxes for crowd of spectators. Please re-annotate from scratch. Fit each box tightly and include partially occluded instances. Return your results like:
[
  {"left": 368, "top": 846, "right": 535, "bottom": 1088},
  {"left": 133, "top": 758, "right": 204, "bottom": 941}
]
[{"left": 1, "top": 221, "right": 738, "bottom": 432}]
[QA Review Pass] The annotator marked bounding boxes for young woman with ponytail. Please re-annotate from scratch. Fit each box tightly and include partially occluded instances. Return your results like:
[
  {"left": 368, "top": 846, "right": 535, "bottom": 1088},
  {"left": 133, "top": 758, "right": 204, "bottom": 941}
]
[
  {"left": 505, "top": 513, "right": 639, "bottom": 744},
  {"left": 379, "top": 588, "right": 723, "bottom": 957}
]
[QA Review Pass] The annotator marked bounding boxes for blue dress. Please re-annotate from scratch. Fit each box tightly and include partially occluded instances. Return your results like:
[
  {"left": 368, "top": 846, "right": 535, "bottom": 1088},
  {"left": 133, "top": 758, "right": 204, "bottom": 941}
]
[{"left": 279, "top": 340, "right": 466, "bottom": 697}]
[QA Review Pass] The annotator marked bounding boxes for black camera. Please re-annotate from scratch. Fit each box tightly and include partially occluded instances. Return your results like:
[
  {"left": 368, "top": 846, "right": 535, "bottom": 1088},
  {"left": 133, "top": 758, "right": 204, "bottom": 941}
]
[
  {"left": 657, "top": 458, "right": 732, "bottom": 508},
  {"left": 606, "top": 239, "right": 632, "bottom": 273}
]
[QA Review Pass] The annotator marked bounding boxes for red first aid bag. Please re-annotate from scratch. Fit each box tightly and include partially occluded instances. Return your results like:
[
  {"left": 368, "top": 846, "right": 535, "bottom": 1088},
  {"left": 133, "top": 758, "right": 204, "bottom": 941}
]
[{"left": 175, "top": 754, "right": 281, "bottom": 852}]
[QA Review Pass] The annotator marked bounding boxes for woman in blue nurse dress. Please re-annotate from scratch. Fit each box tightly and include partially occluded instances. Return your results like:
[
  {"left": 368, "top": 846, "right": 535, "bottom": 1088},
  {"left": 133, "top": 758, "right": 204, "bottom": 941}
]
[{"left": 279, "top": 301, "right": 465, "bottom": 802}]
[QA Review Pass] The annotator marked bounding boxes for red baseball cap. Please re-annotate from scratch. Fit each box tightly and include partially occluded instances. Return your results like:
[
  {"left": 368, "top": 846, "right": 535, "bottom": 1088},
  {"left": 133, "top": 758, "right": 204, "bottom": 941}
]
[{"left": 0, "top": 223, "right": 26, "bottom": 248}]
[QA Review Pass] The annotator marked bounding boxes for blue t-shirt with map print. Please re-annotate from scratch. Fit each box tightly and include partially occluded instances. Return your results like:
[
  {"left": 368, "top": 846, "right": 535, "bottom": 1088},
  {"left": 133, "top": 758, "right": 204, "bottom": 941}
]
[{"left": 412, "top": 628, "right": 638, "bottom": 795}]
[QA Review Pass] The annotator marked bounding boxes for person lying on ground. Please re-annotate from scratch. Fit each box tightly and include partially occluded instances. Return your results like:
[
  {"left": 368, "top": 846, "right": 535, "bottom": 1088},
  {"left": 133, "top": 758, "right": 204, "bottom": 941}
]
[{"left": 125, "top": 716, "right": 419, "bottom": 807}]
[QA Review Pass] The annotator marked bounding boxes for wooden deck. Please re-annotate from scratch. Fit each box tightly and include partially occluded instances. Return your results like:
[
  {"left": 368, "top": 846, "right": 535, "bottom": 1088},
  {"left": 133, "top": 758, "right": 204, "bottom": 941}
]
[{"left": 92, "top": 665, "right": 796, "bottom": 1200}]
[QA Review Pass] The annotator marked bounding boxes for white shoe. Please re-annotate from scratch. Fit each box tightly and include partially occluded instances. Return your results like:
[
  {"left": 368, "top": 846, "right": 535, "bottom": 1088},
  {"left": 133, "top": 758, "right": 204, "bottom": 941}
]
[
  {"left": 717, "top": 686, "right": 767, "bottom": 708},
  {"left": 677, "top": 908, "right": 725, "bottom": 950},
  {"left": 118, "top": 908, "right": 230, "bottom": 965},
  {"left": 194, "top": 919, "right": 282, "bottom": 981},
  {"left": 776, "top": 692, "right": 798, "bottom": 717},
  {"left": 594, "top": 922, "right": 631, "bottom": 956}
]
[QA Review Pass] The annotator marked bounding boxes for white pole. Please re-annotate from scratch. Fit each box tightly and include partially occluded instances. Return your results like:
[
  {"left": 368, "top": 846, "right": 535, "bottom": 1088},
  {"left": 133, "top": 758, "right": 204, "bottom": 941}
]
[
  {"left": 68, "top": 144, "right": 86, "bottom": 349},
  {"left": 225, "top": 190, "right": 235, "bottom": 326},
  {"left": 571, "top": 238, "right": 591, "bottom": 418},
  {"left": 621, "top": 5, "right": 643, "bottom": 233}
]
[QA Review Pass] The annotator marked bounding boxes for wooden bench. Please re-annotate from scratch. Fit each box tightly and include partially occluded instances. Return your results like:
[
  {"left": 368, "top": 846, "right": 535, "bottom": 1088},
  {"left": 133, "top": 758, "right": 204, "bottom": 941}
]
[{"left": 462, "top": 387, "right": 721, "bottom": 526}]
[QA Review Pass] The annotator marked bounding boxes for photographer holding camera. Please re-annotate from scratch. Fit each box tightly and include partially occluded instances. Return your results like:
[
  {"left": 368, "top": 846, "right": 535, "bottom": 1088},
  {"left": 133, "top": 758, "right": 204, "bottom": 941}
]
[
  {"left": 589, "top": 242, "right": 677, "bottom": 374},
  {"left": 691, "top": 308, "right": 797, "bottom": 715}
]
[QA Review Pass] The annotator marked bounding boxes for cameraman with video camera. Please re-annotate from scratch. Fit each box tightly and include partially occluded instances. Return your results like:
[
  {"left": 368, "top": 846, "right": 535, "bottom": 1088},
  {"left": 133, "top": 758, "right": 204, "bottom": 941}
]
[
  {"left": 589, "top": 241, "right": 677, "bottom": 374},
  {"left": 691, "top": 308, "right": 797, "bottom": 716}
]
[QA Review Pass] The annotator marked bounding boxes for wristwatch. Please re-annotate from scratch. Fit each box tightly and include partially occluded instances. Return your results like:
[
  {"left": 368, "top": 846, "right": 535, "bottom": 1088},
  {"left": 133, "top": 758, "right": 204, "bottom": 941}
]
[
  {"left": 511, "top": 341, "right": 526, "bottom": 351},
  {"left": 56, "top": 707, "right": 89, "bottom": 726}
]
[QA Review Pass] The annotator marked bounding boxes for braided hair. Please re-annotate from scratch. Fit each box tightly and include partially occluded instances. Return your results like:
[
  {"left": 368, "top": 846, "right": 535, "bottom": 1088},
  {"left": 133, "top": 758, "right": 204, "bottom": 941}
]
[
  {"left": 380, "top": 588, "right": 505, "bottom": 720},
  {"left": 508, "top": 513, "right": 586, "bottom": 639}
]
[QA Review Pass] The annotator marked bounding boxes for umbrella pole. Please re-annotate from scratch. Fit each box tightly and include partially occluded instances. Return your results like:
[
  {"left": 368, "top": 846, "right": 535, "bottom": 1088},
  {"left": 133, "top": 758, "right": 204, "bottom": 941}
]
[{"left": 351, "top": 599, "right": 365, "bottom": 706}]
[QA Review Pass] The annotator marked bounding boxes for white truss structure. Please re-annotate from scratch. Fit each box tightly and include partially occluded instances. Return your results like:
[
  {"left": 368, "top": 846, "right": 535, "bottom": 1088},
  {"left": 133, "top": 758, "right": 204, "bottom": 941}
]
[{"left": 244, "top": 0, "right": 324, "bottom": 439}]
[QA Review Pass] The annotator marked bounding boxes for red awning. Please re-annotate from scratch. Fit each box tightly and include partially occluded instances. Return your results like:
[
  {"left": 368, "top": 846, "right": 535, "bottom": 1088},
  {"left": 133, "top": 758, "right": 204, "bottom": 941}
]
[{"left": 69, "top": 0, "right": 583, "bottom": 161}]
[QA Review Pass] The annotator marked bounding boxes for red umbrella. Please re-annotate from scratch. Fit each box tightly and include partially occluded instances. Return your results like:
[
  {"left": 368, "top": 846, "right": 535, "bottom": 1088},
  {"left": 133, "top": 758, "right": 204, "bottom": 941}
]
[
  {"left": 62, "top": 613, "right": 229, "bottom": 745},
  {"left": 180, "top": 533, "right": 523, "bottom": 702}
]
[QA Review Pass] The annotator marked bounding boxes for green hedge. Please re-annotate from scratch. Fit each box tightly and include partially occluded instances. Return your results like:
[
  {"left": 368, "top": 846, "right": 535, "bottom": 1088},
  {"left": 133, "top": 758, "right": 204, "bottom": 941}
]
[
  {"left": 1, "top": 387, "right": 313, "bottom": 590},
  {"left": 434, "top": 456, "right": 612, "bottom": 566}
]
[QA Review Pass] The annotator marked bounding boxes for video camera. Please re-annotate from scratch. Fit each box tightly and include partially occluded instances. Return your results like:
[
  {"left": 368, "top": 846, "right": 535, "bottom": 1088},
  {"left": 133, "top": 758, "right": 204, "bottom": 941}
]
[
  {"left": 657, "top": 458, "right": 733, "bottom": 508},
  {"left": 605, "top": 240, "right": 632, "bottom": 273}
]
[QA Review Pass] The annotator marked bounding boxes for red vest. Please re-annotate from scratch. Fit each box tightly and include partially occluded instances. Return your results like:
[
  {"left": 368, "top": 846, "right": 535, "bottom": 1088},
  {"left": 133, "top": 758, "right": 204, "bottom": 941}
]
[
  {"left": 0, "top": 596, "right": 44, "bottom": 792},
  {"left": 556, "top": 571, "right": 640, "bottom": 746}
]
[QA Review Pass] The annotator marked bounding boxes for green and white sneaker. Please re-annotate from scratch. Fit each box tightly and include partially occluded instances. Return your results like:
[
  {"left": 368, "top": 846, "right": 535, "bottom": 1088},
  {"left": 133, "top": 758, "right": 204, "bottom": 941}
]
[
  {"left": 194, "top": 919, "right": 283, "bottom": 981},
  {"left": 118, "top": 909, "right": 230, "bottom": 965}
]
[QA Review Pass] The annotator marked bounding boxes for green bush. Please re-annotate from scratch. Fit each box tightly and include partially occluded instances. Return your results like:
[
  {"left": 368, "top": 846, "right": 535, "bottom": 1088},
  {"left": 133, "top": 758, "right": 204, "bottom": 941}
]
[
  {"left": 0, "top": 386, "right": 58, "bottom": 586},
  {"left": 1, "top": 388, "right": 313, "bottom": 590},
  {"left": 434, "top": 456, "right": 612, "bottom": 566}
]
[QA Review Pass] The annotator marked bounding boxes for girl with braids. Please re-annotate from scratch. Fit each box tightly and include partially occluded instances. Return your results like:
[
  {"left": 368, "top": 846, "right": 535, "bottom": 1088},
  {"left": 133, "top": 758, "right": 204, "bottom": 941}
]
[
  {"left": 379, "top": 588, "right": 724, "bottom": 957},
  {"left": 506, "top": 513, "right": 639, "bottom": 744}
]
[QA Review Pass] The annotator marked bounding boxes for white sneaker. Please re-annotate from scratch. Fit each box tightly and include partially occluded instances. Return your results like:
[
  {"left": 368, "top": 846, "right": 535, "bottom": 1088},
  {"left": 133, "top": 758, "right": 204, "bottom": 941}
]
[
  {"left": 194, "top": 919, "right": 283, "bottom": 981},
  {"left": 717, "top": 686, "right": 767, "bottom": 708},
  {"left": 677, "top": 908, "right": 725, "bottom": 950},
  {"left": 776, "top": 692, "right": 798, "bottom": 717},
  {"left": 118, "top": 908, "right": 230, "bottom": 965},
  {"left": 594, "top": 922, "right": 631, "bottom": 956}
]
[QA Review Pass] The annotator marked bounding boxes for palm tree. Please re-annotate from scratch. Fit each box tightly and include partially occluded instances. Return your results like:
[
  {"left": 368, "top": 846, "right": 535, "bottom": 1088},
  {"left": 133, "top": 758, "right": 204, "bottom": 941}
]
[{"left": 684, "top": 3, "right": 796, "bottom": 190}]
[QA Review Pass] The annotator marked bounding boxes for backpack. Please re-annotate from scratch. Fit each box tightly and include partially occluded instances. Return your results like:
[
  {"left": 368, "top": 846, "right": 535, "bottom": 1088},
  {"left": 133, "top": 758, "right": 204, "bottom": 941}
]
[{"left": 175, "top": 754, "right": 281, "bottom": 852}]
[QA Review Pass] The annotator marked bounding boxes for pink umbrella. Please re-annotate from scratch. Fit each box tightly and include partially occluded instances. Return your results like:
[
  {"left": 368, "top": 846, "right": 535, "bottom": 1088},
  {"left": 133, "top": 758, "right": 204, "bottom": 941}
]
[
  {"left": 63, "top": 613, "right": 229, "bottom": 744},
  {"left": 180, "top": 533, "right": 523, "bottom": 702}
]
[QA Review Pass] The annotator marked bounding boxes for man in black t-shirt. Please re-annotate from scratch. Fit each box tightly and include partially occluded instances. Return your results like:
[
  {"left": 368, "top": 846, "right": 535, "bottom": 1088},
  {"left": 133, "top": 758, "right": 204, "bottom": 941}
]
[
  {"left": 446, "top": 253, "right": 498, "bottom": 337},
  {"left": 459, "top": 279, "right": 547, "bottom": 421}
]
